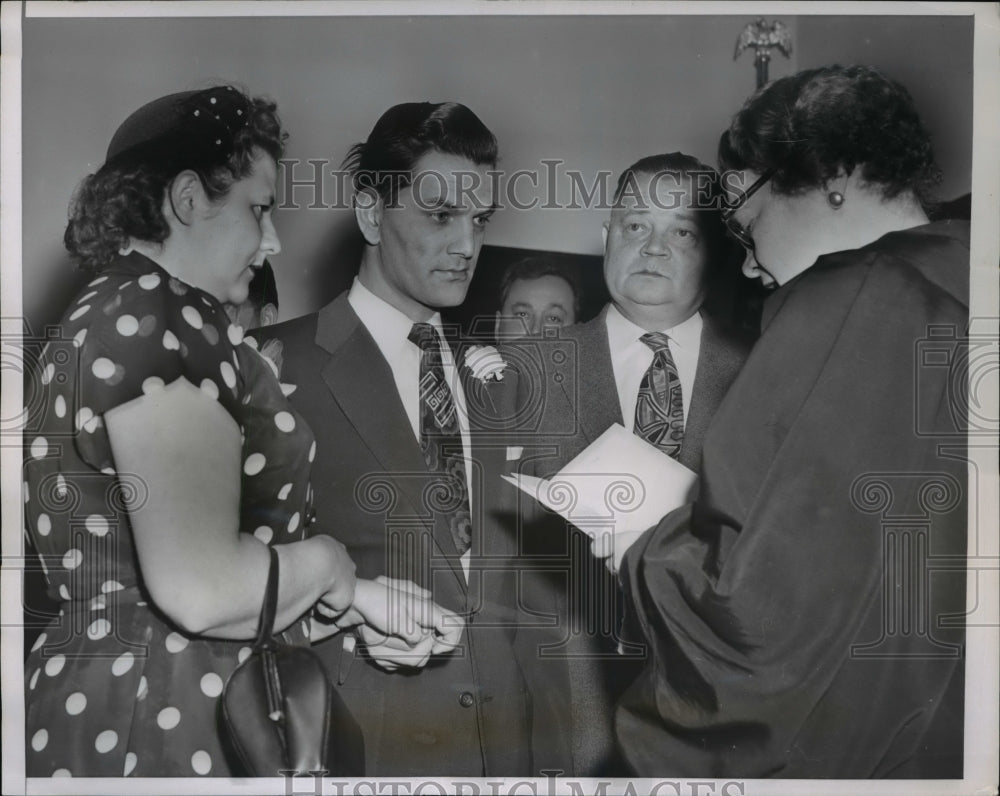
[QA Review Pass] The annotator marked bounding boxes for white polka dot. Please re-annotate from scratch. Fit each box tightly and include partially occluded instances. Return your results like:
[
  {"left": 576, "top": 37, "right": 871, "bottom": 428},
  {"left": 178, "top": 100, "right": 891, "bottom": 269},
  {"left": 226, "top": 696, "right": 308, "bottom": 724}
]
[
  {"left": 191, "top": 749, "right": 212, "bottom": 775},
  {"left": 111, "top": 652, "right": 134, "bottom": 676},
  {"left": 253, "top": 526, "right": 273, "bottom": 544},
  {"left": 116, "top": 315, "right": 139, "bottom": 336},
  {"left": 95, "top": 729, "right": 118, "bottom": 753},
  {"left": 78, "top": 290, "right": 98, "bottom": 304},
  {"left": 29, "top": 668, "right": 40, "bottom": 690},
  {"left": 88, "top": 275, "right": 108, "bottom": 287},
  {"left": 52, "top": 768, "right": 72, "bottom": 778},
  {"left": 69, "top": 305, "right": 91, "bottom": 321},
  {"left": 45, "top": 654, "right": 66, "bottom": 677},
  {"left": 277, "top": 483, "right": 292, "bottom": 500},
  {"left": 301, "top": 619, "right": 311, "bottom": 637},
  {"left": 58, "top": 584, "right": 71, "bottom": 601},
  {"left": 227, "top": 324, "right": 244, "bottom": 345},
  {"left": 101, "top": 466, "right": 116, "bottom": 475},
  {"left": 157, "top": 707, "right": 181, "bottom": 730},
  {"left": 138, "top": 273, "right": 160, "bottom": 290},
  {"left": 162, "top": 330, "right": 180, "bottom": 351},
  {"left": 41, "top": 363, "right": 55, "bottom": 385},
  {"left": 309, "top": 440, "right": 317, "bottom": 462},
  {"left": 142, "top": 376, "right": 165, "bottom": 394},
  {"left": 31, "top": 729, "right": 48, "bottom": 752},
  {"left": 55, "top": 474, "right": 67, "bottom": 496},
  {"left": 238, "top": 646, "right": 252, "bottom": 663},
  {"left": 124, "top": 752, "right": 137, "bottom": 776},
  {"left": 73, "top": 328, "right": 88, "bottom": 348},
  {"left": 220, "top": 361, "right": 236, "bottom": 389},
  {"left": 86, "top": 515, "right": 109, "bottom": 537},
  {"left": 23, "top": 481, "right": 30, "bottom": 503},
  {"left": 37, "top": 513, "right": 51, "bottom": 536},
  {"left": 75, "top": 407, "right": 94, "bottom": 431},
  {"left": 101, "top": 580, "right": 124, "bottom": 593},
  {"left": 288, "top": 512, "right": 300, "bottom": 534},
  {"left": 200, "top": 378, "right": 219, "bottom": 400},
  {"left": 65, "top": 692, "right": 87, "bottom": 715},
  {"left": 136, "top": 676, "right": 148, "bottom": 701},
  {"left": 83, "top": 415, "right": 101, "bottom": 434},
  {"left": 30, "top": 437, "right": 48, "bottom": 459},
  {"left": 274, "top": 411, "right": 295, "bottom": 432},
  {"left": 243, "top": 453, "right": 266, "bottom": 476},
  {"left": 181, "top": 305, "right": 203, "bottom": 330},
  {"left": 200, "top": 673, "right": 223, "bottom": 698},
  {"left": 31, "top": 633, "right": 47, "bottom": 653},
  {"left": 88, "top": 619, "right": 111, "bottom": 640},
  {"left": 281, "top": 382, "right": 297, "bottom": 397},
  {"left": 90, "top": 595, "right": 106, "bottom": 611},
  {"left": 165, "top": 632, "right": 189, "bottom": 653},
  {"left": 92, "top": 357, "right": 115, "bottom": 379},
  {"left": 63, "top": 549, "right": 82, "bottom": 570},
  {"left": 54, "top": 395, "right": 67, "bottom": 418}
]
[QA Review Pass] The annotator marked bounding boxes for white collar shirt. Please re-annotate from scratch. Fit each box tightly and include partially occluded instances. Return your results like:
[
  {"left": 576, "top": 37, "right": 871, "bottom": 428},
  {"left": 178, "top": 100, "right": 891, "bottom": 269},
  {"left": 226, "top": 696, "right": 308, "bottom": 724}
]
[{"left": 605, "top": 303, "right": 703, "bottom": 433}]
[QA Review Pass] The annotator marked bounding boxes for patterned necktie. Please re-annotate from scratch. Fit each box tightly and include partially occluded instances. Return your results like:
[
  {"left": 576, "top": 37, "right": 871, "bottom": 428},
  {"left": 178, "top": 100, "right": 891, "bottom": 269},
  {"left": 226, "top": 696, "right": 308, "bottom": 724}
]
[
  {"left": 634, "top": 331, "right": 684, "bottom": 460},
  {"left": 408, "top": 322, "right": 472, "bottom": 555}
]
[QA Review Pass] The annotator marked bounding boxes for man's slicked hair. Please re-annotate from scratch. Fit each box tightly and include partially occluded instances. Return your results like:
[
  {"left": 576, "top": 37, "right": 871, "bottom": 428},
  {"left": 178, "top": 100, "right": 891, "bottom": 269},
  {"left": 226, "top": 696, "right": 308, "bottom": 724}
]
[{"left": 342, "top": 101, "right": 498, "bottom": 206}]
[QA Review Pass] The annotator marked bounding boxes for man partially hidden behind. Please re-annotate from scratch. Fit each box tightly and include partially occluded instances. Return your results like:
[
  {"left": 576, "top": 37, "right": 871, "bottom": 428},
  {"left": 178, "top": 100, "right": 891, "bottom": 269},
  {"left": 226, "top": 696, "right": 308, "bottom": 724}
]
[
  {"left": 510, "top": 152, "right": 751, "bottom": 775},
  {"left": 495, "top": 255, "right": 581, "bottom": 339},
  {"left": 262, "top": 102, "right": 570, "bottom": 775}
]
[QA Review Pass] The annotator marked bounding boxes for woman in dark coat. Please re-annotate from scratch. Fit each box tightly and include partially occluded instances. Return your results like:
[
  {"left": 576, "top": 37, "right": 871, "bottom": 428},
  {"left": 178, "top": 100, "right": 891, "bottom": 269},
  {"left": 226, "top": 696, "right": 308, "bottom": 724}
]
[{"left": 601, "top": 65, "right": 968, "bottom": 778}]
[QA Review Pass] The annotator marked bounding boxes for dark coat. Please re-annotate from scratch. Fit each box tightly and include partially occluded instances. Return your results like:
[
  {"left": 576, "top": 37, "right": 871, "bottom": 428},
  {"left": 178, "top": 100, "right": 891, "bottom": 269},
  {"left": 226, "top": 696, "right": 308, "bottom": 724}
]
[{"left": 618, "top": 221, "right": 969, "bottom": 777}]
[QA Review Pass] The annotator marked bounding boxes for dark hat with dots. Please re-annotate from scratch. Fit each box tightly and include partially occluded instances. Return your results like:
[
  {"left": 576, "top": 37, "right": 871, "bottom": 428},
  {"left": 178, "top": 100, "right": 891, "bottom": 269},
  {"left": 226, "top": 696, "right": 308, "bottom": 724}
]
[{"left": 105, "top": 85, "right": 252, "bottom": 167}]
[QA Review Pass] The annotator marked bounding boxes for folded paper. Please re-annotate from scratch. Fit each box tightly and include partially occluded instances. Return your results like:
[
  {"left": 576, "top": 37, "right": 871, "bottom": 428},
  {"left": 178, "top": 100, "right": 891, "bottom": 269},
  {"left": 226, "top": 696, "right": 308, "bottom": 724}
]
[{"left": 502, "top": 423, "right": 698, "bottom": 536}]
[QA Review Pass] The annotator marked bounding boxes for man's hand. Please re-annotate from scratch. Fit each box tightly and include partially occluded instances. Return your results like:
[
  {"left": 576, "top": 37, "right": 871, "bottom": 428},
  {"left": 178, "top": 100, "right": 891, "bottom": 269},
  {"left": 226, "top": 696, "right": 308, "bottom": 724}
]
[{"left": 327, "top": 577, "right": 465, "bottom": 671}]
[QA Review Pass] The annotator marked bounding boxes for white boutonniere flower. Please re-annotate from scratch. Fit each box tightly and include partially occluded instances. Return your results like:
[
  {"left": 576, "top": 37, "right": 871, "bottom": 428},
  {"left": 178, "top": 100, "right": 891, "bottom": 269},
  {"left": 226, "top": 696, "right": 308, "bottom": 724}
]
[{"left": 464, "top": 345, "right": 507, "bottom": 383}]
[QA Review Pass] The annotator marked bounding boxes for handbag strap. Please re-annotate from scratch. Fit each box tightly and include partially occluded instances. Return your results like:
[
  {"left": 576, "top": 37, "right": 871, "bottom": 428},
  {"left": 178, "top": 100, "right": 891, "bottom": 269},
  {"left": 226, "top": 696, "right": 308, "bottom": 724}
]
[{"left": 253, "top": 547, "right": 280, "bottom": 650}]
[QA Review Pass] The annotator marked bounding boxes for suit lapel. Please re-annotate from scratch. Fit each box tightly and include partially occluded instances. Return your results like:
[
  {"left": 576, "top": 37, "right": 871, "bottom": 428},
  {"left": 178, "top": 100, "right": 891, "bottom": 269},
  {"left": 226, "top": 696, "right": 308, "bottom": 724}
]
[
  {"left": 572, "top": 309, "right": 624, "bottom": 447},
  {"left": 682, "top": 314, "right": 747, "bottom": 472},
  {"left": 316, "top": 295, "right": 468, "bottom": 588}
]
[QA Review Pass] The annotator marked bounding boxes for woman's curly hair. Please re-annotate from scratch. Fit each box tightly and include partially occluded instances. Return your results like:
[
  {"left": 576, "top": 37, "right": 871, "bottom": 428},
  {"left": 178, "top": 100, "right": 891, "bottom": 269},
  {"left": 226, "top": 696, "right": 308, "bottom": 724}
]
[
  {"left": 65, "top": 89, "right": 287, "bottom": 274},
  {"left": 718, "top": 64, "right": 941, "bottom": 206}
]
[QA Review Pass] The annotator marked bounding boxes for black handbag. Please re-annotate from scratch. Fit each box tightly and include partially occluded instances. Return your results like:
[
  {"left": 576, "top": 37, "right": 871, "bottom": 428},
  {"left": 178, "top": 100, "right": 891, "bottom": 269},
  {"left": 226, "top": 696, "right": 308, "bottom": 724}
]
[{"left": 220, "top": 547, "right": 364, "bottom": 776}]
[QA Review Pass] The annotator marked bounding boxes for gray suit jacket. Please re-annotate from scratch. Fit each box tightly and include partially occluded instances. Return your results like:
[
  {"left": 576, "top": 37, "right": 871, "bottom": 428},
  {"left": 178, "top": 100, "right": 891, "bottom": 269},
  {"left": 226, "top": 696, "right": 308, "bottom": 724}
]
[
  {"left": 516, "top": 306, "right": 751, "bottom": 476},
  {"left": 260, "top": 292, "right": 572, "bottom": 776},
  {"left": 503, "top": 305, "right": 751, "bottom": 776}
]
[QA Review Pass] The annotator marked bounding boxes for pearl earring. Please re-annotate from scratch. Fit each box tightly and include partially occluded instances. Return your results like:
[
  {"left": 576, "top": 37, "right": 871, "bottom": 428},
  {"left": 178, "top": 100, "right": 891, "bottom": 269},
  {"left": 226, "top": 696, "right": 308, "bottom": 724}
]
[{"left": 828, "top": 191, "right": 845, "bottom": 209}]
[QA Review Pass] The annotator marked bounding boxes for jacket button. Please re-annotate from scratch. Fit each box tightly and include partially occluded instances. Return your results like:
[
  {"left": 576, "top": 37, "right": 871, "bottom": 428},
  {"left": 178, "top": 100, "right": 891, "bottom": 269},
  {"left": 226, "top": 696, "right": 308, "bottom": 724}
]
[{"left": 459, "top": 691, "right": 475, "bottom": 708}]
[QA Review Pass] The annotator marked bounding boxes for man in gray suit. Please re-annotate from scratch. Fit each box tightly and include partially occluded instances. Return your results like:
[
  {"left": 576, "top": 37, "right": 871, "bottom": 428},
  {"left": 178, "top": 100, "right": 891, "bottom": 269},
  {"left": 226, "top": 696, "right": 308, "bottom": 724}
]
[
  {"left": 509, "top": 152, "right": 751, "bottom": 775},
  {"left": 262, "top": 102, "right": 571, "bottom": 776}
]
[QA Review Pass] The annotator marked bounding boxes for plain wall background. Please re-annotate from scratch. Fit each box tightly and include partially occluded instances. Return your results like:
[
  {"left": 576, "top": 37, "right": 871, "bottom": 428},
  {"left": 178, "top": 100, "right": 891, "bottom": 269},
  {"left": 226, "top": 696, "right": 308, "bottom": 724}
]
[{"left": 21, "top": 13, "right": 974, "bottom": 330}]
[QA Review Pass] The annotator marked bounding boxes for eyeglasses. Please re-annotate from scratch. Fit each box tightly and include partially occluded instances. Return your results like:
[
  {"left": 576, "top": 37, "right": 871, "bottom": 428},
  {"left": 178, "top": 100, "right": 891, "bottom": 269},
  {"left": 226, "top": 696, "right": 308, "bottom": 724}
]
[{"left": 721, "top": 168, "right": 776, "bottom": 251}]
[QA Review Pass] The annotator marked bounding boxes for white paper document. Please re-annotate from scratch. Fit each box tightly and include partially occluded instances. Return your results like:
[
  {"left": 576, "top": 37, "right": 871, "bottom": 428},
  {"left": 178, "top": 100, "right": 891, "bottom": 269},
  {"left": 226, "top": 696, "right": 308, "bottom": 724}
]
[{"left": 502, "top": 423, "right": 698, "bottom": 536}]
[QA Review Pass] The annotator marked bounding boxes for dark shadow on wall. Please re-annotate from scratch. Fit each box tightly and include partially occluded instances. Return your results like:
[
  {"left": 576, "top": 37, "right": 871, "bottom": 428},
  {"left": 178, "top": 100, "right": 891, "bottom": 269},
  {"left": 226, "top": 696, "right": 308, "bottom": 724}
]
[{"left": 304, "top": 213, "right": 365, "bottom": 310}]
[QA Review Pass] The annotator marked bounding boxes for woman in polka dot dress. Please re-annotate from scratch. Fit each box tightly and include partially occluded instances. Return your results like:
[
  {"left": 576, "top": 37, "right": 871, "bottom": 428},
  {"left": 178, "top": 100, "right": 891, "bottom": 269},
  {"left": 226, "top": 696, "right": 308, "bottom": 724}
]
[{"left": 21, "top": 87, "right": 363, "bottom": 777}]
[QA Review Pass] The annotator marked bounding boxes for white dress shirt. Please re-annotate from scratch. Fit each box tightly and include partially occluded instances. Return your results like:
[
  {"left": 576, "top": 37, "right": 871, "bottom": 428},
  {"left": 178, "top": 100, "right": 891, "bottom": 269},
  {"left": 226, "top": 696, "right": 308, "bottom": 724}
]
[
  {"left": 605, "top": 303, "right": 703, "bottom": 433},
  {"left": 348, "top": 278, "right": 473, "bottom": 575}
]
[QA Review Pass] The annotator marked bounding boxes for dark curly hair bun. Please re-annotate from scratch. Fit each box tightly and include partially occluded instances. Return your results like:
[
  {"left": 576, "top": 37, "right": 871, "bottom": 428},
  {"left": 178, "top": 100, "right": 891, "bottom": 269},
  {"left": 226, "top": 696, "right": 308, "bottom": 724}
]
[{"left": 719, "top": 65, "right": 940, "bottom": 206}]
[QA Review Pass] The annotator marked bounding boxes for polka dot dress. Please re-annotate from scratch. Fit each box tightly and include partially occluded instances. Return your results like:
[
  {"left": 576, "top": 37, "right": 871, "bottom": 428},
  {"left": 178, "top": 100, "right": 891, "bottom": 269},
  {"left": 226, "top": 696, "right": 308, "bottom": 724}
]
[{"left": 23, "top": 253, "right": 317, "bottom": 777}]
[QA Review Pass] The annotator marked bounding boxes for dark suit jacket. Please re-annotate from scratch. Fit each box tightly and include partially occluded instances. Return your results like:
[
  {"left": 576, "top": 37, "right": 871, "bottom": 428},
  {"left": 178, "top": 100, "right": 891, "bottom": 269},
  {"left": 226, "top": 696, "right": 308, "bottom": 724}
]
[
  {"left": 504, "top": 306, "right": 751, "bottom": 775},
  {"left": 261, "top": 292, "right": 568, "bottom": 776}
]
